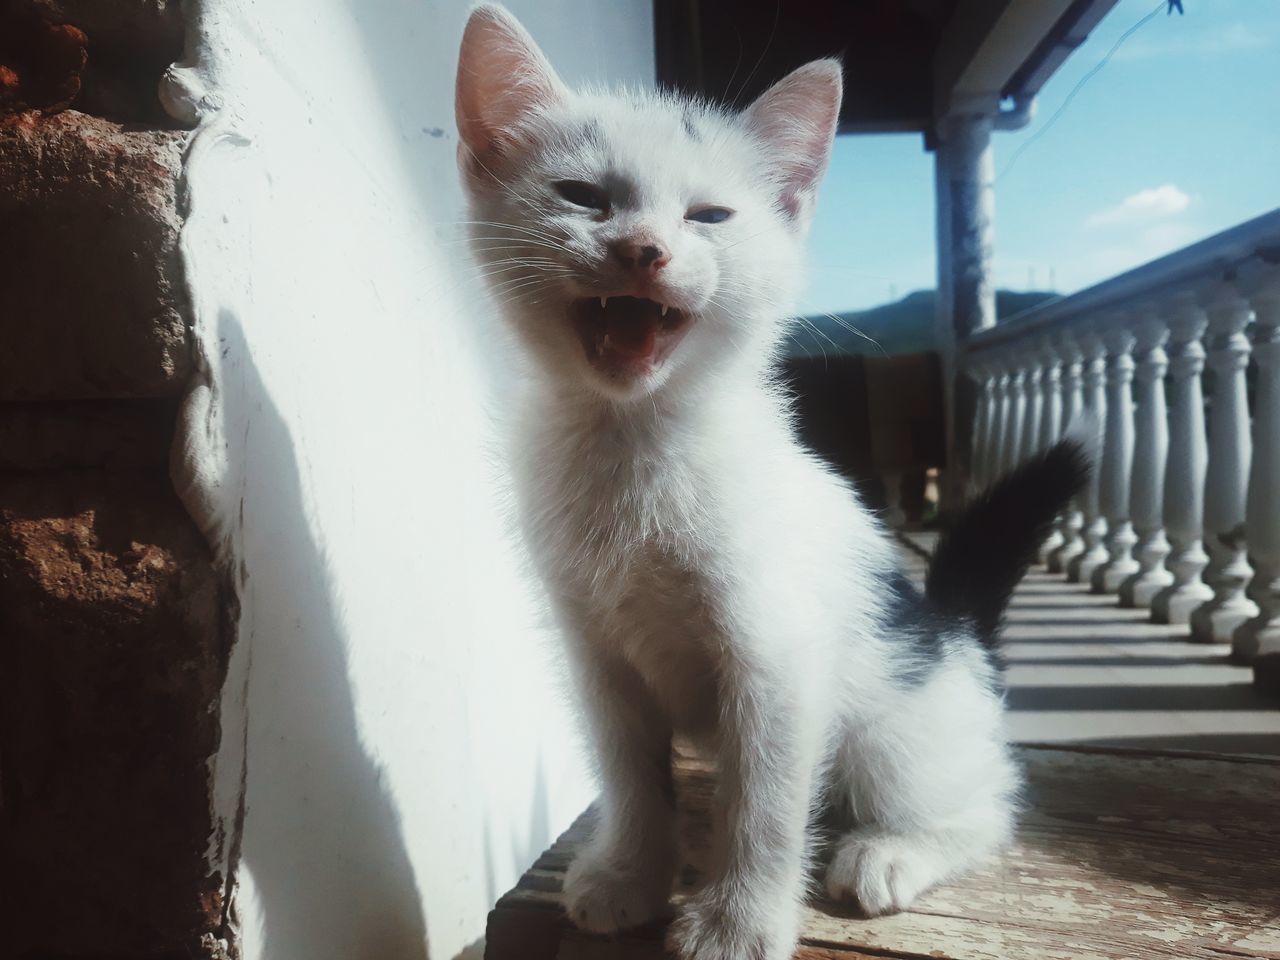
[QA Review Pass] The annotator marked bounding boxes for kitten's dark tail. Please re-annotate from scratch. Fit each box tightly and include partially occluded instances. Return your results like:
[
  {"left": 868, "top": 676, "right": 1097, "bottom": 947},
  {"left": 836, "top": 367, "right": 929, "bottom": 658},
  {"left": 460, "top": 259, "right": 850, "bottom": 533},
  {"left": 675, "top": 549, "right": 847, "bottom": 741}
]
[{"left": 925, "top": 437, "right": 1090, "bottom": 647}]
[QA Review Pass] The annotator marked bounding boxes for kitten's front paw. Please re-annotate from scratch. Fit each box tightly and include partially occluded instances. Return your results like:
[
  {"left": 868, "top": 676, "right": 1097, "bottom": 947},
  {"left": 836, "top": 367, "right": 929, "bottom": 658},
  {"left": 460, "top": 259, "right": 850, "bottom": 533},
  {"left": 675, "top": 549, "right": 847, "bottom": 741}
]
[
  {"left": 825, "top": 829, "right": 949, "bottom": 916},
  {"left": 562, "top": 846, "right": 670, "bottom": 934},
  {"left": 666, "top": 887, "right": 795, "bottom": 960}
]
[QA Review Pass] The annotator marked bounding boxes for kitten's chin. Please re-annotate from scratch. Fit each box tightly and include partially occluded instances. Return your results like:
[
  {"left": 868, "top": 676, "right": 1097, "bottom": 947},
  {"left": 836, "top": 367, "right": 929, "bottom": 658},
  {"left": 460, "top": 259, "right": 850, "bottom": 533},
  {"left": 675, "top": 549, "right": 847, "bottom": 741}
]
[{"left": 568, "top": 296, "right": 693, "bottom": 398}]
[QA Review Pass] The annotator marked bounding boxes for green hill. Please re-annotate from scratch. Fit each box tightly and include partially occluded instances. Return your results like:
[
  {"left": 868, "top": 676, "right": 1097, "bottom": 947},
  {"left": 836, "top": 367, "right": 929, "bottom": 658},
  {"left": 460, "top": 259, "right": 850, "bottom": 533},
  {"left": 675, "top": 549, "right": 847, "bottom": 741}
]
[{"left": 786, "top": 289, "right": 1058, "bottom": 358}]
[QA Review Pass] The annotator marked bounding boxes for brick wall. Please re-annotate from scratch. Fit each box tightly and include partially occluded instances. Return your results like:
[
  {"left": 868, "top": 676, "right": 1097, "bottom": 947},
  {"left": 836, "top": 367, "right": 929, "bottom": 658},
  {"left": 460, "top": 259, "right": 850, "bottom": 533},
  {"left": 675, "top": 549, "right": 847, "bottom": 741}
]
[{"left": 0, "top": 3, "right": 234, "bottom": 957}]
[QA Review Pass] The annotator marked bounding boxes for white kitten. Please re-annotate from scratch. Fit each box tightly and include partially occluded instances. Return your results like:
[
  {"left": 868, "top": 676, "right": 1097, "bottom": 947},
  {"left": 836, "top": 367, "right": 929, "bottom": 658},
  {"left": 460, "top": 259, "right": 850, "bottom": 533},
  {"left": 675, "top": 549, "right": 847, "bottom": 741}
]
[{"left": 455, "top": 8, "right": 1086, "bottom": 959}]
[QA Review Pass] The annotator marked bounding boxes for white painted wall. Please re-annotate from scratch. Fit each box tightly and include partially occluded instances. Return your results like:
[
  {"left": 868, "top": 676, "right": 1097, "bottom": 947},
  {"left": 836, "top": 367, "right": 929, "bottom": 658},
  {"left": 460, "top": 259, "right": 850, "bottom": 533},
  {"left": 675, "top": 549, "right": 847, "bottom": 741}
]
[{"left": 171, "top": 3, "right": 654, "bottom": 958}]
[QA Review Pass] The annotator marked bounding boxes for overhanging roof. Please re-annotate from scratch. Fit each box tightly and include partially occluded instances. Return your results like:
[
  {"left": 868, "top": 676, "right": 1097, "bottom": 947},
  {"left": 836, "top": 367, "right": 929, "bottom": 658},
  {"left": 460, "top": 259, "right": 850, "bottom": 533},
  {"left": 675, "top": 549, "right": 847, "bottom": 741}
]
[{"left": 654, "top": 0, "right": 1120, "bottom": 138}]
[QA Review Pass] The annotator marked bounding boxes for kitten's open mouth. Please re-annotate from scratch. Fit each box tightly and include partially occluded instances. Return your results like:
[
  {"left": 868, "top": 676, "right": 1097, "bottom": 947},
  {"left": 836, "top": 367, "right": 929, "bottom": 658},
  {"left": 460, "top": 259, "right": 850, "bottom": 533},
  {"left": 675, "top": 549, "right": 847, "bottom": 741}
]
[{"left": 571, "top": 296, "right": 692, "bottom": 376}]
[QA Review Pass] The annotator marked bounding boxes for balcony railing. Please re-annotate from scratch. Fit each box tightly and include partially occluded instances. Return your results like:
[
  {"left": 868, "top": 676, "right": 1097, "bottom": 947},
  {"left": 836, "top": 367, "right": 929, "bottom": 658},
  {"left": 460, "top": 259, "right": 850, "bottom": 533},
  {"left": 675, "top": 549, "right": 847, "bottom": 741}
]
[{"left": 963, "top": 210, "right": 1280, "bottom": 686}]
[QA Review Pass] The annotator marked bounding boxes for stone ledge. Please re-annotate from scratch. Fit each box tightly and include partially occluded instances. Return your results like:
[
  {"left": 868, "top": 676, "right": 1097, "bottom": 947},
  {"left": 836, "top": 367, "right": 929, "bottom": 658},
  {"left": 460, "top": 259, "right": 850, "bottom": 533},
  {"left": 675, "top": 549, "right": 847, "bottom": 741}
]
[
  {"left": 0, "top": 111, "right": 190, "bottom": 400},
  {"left": 0, "top": 469, "right": 228, "bottom": 956}
]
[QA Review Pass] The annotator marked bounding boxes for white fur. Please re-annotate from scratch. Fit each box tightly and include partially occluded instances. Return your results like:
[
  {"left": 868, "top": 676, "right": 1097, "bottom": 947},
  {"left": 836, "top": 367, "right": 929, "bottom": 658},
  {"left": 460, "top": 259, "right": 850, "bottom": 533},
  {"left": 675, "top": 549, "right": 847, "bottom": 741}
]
[{"left": 456, "top": 8, "right": 1019, "bottom": 959}]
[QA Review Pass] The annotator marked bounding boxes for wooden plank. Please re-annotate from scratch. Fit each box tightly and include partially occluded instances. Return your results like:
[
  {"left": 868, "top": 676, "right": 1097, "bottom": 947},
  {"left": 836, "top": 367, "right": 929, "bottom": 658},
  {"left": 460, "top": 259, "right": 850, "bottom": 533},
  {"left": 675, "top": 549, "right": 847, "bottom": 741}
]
[{"left": 486, "top": 746, "right": 1280, "bottom": 960}]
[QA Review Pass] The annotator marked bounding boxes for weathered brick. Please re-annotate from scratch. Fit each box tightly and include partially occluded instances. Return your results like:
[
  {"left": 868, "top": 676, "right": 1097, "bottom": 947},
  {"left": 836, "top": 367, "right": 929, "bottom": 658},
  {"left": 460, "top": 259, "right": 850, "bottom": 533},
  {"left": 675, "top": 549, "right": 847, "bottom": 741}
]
[
  {"left": 0, "top": 399, "right": 177, "bottom": 471},
  {"left": 21, "top": 0, "right": 183, "bottom": 58},
  {"left": 0, "top": 470, "right": 228, "bottom": 956},
  {"left": 13, "top": 0, "right": 186, "bottom": 121},
  {"left": 0, "top": 8, "right": 87, "bottom": 114},
  {"left": 0, "top": 112, "right": 190, "bottom": 399}
]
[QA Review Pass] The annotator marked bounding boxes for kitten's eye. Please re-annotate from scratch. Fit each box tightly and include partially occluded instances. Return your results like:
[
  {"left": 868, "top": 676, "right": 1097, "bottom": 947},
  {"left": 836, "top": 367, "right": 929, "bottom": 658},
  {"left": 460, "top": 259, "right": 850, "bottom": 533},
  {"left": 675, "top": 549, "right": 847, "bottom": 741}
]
[
  {"left": 554, "top": 180, "right": 609, "bottom": 211},
  {"left": 686, "top": 206, "right": 734, "bottom": 224}
]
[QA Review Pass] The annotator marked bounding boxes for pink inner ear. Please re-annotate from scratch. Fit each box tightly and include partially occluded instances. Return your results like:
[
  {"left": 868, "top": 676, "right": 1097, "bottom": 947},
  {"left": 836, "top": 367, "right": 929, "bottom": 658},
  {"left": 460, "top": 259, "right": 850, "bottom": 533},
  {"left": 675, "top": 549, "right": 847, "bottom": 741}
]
[
  {"left": 456, "top": 6, "right": 566, "bottom": 164},
  {"left": 743, "top": 60, "right": 843, "bottom": 220}
]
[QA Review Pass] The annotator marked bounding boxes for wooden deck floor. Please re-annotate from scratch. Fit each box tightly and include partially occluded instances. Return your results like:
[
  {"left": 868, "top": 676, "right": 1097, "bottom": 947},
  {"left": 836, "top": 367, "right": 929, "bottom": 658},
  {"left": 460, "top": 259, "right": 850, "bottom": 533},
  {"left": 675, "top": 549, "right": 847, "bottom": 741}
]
[
  {"left": 488, "top": 536, "right": 1280, "bottom": 959},
  {"left": 899, "top": 531, "right": 1280, "bottom": 756},
  {"left": 488, "top": 745, "right": 1280, "bottom": 959}
]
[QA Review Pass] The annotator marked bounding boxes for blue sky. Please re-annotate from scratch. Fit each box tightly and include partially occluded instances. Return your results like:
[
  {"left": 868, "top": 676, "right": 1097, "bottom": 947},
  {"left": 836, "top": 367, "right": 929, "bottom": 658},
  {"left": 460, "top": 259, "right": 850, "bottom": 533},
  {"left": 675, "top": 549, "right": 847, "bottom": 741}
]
[{"left": 801, "top": 0, "right": 1280, "bottom": 315}]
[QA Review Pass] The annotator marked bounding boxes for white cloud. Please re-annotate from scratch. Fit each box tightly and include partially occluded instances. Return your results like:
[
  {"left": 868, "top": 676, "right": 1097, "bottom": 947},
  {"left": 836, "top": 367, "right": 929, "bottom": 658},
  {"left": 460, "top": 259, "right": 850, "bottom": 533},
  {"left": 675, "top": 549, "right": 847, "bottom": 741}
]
[
  {"left": 1115, "top": 22, "right": 1272, "bottom": 62},
  {"left": 1086, "top": 184, "right": 1191, "bottom": 227}
]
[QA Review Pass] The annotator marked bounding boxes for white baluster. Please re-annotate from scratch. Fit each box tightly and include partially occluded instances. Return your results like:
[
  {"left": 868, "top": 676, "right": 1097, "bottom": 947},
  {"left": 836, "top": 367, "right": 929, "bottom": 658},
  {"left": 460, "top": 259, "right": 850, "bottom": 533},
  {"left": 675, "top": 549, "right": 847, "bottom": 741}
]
[
  {"left": 1039, "top": 339, "right": 1065, "bottom": 450},
  {"left": 1236, "top": 278, "right": 1280, "bottom": 663},
  {"left": 1092, "top": 324, "right": 1139, "bottom": 593},
  {"left": 1020, "top": 356, "right": 1044, "bottom": 464},
  {"left": 1004, "top": 364, "right": 1028, "bottom": 474},
  {"left": 1037, "top": 339, "right": 1065, "bottom": 562},
  {"left": 991, "top": 365, "right": 1009, "bottom": 477},
  {"left": 1119, "top": 310, "right": 1174, "bottom": 607},
  {"left": 1190, "top": 287, "right": 1258, "bottom": 643},
  {"left": 983, "top": 363, "right": 1003, "bottom": 488},
  {"left": 970, "top": 363, "right": 994, "bottom": 492},
  {"left": 1152, "top": 295, "right": 1214, "bottom": 624},
  {"left": 1069, "top": 332, "right": 1109, "bottom": 584},
  {"left": 992, "top": 366, "right": 1014, "bottom": 482},
  {"left": 1048, "top": 335, "right": 1085, "bottom": 574}
]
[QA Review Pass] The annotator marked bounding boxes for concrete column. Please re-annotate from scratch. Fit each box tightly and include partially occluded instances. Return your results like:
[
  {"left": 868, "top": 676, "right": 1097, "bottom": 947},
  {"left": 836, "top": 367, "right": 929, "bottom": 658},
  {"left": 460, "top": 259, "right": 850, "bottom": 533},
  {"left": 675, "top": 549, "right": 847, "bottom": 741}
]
[
  {"left": 934, "top": 113, "right": 995, "bottom": 508},
  {"left": 1093, "top": 324, "right": 1139, "bottom": 594},
  {"left": 1070, "top": 332, "right": 1110, "bottom": 584},
  {"left": 1048, "top": 334, "right": 1086, "bottom": 573},
  {"left": 1151, "top": 296, "right": 1214, "bottom": 624},
  {"left": 1191, "top": 288, "right": 1258, "bottom": 642},
  {"left": 1236, "top": 279, "right": 1280, "bottom": 664},
  {"left": 1119, "top": 311, "right": 1174, "bottom": 607}
]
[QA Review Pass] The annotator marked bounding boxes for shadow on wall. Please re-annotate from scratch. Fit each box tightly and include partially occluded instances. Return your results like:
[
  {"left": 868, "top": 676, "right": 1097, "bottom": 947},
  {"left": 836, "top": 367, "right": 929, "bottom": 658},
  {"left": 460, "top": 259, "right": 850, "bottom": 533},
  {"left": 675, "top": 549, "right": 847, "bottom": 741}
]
[
  {"left": 334, "top": 0, "right": 609, "bottom": 932},
  {"left": 217, "top": 310, "right": 429, "bottom": 960}
]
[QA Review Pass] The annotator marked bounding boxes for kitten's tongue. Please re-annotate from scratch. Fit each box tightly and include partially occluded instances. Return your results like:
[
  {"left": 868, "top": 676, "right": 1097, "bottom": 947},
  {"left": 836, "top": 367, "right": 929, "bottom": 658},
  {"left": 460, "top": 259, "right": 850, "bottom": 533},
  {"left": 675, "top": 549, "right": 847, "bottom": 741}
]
[
  {"left": 604, "top": 299, "right": 659, "bottom": 359},
  {"left": 573, "top": 295, "right": 691, "bottom": 374}
]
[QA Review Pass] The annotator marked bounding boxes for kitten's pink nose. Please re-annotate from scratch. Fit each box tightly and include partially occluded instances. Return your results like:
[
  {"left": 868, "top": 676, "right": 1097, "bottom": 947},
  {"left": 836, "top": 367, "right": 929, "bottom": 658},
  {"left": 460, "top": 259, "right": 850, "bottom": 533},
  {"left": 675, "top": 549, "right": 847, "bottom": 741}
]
[{"left": 610, "top": 238, "right": 670, "bottom": 275}]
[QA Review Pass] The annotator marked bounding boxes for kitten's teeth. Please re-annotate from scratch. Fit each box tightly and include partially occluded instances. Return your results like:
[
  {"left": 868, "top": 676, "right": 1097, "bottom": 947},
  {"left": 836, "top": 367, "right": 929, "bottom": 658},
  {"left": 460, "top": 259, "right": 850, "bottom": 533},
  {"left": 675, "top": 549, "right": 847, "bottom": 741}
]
[
  {"left": 660, "top": 304, "right": 669, "bottom": 317},
  {"left": 600, "top": 296, "right": 608, "bottom": 308}
]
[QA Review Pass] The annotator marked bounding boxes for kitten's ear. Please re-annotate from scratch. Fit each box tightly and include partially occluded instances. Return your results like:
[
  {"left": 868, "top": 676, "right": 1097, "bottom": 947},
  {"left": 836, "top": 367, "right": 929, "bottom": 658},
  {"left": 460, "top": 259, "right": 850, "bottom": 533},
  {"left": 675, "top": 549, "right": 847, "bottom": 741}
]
[
  {"left": 742, "top": 59, "right": 843, "bottom": 225},
  {"left": 456, "top": 5, "right": 567, "bottom": 170}
]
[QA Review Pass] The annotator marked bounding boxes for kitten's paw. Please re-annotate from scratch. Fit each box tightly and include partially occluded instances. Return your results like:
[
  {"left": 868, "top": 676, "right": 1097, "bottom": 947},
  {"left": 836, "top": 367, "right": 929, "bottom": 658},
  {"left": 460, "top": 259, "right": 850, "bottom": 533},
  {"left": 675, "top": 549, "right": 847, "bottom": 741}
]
[
  {"left": 666, "top": 887, "right": 795, "bottom": 960},
  {"left": 824, "top": 829, "right": 956, "bottom": 916},
  {"left": 562, "top": 848, "right": 670, "bottom": 934}
]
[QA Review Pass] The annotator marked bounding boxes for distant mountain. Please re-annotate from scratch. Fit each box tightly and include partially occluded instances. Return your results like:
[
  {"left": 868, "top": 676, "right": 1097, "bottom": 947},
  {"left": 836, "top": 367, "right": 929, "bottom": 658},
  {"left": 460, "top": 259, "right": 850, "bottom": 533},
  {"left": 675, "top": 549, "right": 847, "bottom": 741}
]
[{"left": 786, "top": 289, "right": 1058, "bottom": 358}]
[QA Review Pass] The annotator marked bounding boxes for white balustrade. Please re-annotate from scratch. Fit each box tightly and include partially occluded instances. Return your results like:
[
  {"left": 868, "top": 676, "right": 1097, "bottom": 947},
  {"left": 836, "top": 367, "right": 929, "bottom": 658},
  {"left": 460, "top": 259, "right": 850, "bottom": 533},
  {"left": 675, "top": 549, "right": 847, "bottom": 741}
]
[
  {"left": 958, "top": 211, "right": 1279, "bottom": 678},
  {"left": 1234, "top": 275, "right": 1280, "bottom": 662},
  {"left": 1190, "top": 287, "right": 1258, "bottom": 643},
  {"left": 1119, "top": 310, "right": 1173, "bottom": 607},
  {"left": 1151, "top": 295, "right": 1214, "bottom": 624},
  {"left": 1092, "top": 324, "right": 1140, "bottom": 593}
]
